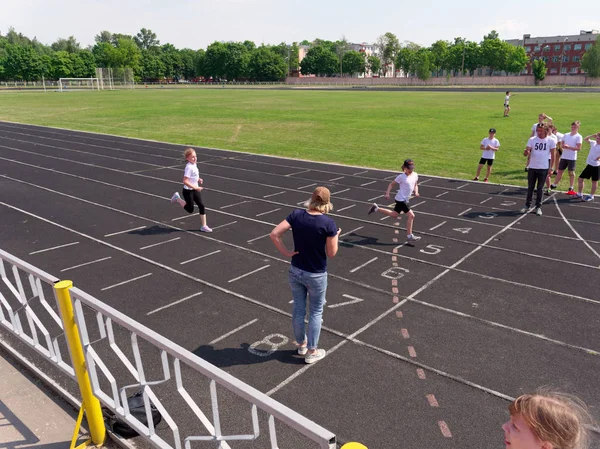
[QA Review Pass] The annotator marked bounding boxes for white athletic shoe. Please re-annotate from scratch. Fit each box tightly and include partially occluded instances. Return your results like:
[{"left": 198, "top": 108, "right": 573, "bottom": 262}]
[{"left": 170, "top": 192, "right": 181, "bottom": 203}]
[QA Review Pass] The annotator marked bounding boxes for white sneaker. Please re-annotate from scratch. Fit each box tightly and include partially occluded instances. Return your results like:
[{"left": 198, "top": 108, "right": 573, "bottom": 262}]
[
  {"left": 297, "top": 345, "right": 308, "bottom": 356},
  {"left": 519, "top": 206, "right": 529, "bottom": 214},
  {"left": 406, "top": 234, "right": 421, "bottom": 242},
  {"left": 200, "top": 225, "right": 213, "bottom": 232},
  {"left": 535, "top": 207, "right": 542, "bottom": 216},
  {"left": 305, "top": 349, "right": 326, "bottom": 364},
  {"left": 170, "top": 192, "right": 181, "bottom": 203}
]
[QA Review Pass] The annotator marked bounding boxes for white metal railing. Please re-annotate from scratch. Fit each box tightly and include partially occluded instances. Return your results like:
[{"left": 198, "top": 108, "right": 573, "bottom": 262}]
[{"left": 0, "top": 249, "right": 336, "bottom": 448}]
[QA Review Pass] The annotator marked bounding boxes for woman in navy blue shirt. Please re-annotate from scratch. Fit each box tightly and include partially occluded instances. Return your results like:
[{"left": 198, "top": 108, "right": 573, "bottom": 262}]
[{"left": 270, "top": 187, "right": 340, "bottom": 364}]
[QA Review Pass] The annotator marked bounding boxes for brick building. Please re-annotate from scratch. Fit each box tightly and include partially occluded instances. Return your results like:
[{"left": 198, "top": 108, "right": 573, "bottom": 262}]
[{"left": 506, "top": 30, "right": 599, "bottom": 75}]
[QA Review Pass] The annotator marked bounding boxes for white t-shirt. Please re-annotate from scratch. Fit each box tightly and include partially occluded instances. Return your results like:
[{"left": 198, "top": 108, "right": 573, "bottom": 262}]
[
  {"left": 547, "top": 134, "right": 558, "bottom": 160},
  {"left": 504, "top": 95, "right": 510, "bottom": 105},
  {"left": 183, "top": 162, "right": 200, "bottom": 190},
  {"left": 561, "top": 133, "right": 583, "bottom": 161},
  {"left": 527, "top": 137, "right": 556, "bottom": 169},
  {"left": 586, "top": 141, "right": 600, "bottom": 167},
  {"left": 480, "top": 137, "right": 500, "bottom": 159},
  {"left": 555, "top": 132, "right": 564, "bottom": 143},
  {"left": 394, "top": 172, "right": 418, "bottom": 202},
  {"left": 531, "top": 123, "right": 541, "bottom": 135}
]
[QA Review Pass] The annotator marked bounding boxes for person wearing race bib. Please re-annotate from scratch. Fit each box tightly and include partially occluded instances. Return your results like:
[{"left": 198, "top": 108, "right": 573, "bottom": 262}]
[
  {"left": 367, "top": 159, "right": 421, "bottom": 242},
  {"left": 503, "top": 91, "right": 512, "bottom": 117},
  {"left": 170, "top": 148, "right": 212, "bottom": 232},
  {"left": 551, "top": 121, "right": 582, "bottom": 195},
  {"left": 522, "top": 124, "right": 556, "bottom": 216},
  {"left": 526, "top": 113, "right": 553, "bottom": 172},
  {"left": 575, "top": 132, "right": 600, "bottom": 201},
  {"left": 474, "top": 128, "right": 500, "bottom": 182}
]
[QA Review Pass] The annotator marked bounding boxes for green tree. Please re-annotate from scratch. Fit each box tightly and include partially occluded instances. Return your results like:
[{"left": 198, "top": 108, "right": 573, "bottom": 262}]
[
  {"left": 223, "top": 42, "right": 251, "bottom": 80},
  {"left": 376, "top": 32, "right": 400, "bottom": 75},
  {"left": 581, "top": 36, "right": 600, "bottom": 77},
  {"left": 179, "top": 48, "right": 197, "bottom": 79},
  {"left": 94, "top": 31, "right": 113, "bottom": 44},
  {"left": 248, "top": 46, "right": 287, "bottom": 81},
  {"left": 429, "top": 40, "right": 450, "bottom": 76},
  {"left": 194, "top": 49, "right": 205, "bottom": 79},
  {"left": 204, "top": 41, "right": 228, "bottom": 79},
  {"left": 115, "top": 37, "right": 142, "bottom": 72},
  {"left": 51, "top": 36, "right": 80, "bottom": 53},
  {"left": 532, "top": 59, "right": 547, "bottom": 84},
  {"left": 134, "top": 28, "right": 160, "bottom": 50},
  {"left": 70, "top": 50, "right": 96, "bottom": 77},
  {"left": 242, "top": 40, "right": 256, "bottom": 52},
  {"left": 463, "top": 41, "right": 482, "bottom": 76},
  {"left": 415, "top": 48, "right": 432, "bottom": 81},
  {"left": 481, "top": 37, "right": 509, "bottom": 75},
  {"left": 289, "top": 42, "right": 300, "bottom": 73},
  {"left": 160, "top": 43, "right": 183, "bottom": 78},
  {"left": 367, "top": 55, "right": 381, "bottom": 76},
  {"left": 396, "top": 42, "right": 420, "bottom": 77},
  {"left": 504, "top": 45, "right": 528, "bottom": 74},
  {"left": 49, "top": 51, "right": 73, "bottom": 79},
  {"left": 140, "top": 48, "right": 165, "bottom": 80},
  {"left": 342, "top": 50, "right": 365, "bottom": 76},
  {"left": 300, "top": 44, "right": 338, "bottom": 76},
  {"left": 2, "top": 44, "right": 42, "bottom": 80}
]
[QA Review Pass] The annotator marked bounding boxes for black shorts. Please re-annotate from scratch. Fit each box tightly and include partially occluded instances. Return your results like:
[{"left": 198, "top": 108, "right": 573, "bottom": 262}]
[
  {"left": 579, "top": 164, "right": 600, "bottom": 181},
  {"left": 504, "top": 103, "right": 509, "bottom": 108},
  {"left": 558, "top": 159, "right": 576, "bottom": 172},
  {"left": 479, "top": 158, "right": 494, "bottom": 166},
  {"left": 394, "top": 201, "right": 411, "bottom": 214}
]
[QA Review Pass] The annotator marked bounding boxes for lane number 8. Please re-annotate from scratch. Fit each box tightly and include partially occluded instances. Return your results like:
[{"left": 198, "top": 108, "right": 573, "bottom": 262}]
[{"left": 248, "top": 333, "right": 289, "bottom": 357}]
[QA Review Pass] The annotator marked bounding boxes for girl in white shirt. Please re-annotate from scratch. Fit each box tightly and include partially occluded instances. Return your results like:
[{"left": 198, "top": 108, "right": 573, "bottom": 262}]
[{"left": 171, "top": 148, "right": 212, "bottom": 232}]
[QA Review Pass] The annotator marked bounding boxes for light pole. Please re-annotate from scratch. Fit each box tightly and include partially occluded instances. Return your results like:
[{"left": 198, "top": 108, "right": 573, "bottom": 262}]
[{"left": 558, "top": 37, "right": 569, "bottom": 76}]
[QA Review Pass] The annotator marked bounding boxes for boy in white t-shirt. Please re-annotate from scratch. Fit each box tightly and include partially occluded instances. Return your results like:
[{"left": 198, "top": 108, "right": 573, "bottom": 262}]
[
  {"left": 551, "top": 121, "right": 583, "bottom": 195},
  {"left": 503, "top": 92, "right": 513, "bottom": 117},
  {"left": 521, "top": 124, "right": 556, "bottom": 216},
  {"left": 474, "top": 128, "right": 500, "bottom": 182},
  {"left": 526, "top": 113, "right": 552, "bottom": 171},
  {"left": 575, "top": 133, "right": 600, "bottom": 201},
  {"left": 368, "top": 159, "right": 421, "bottom": 242}
]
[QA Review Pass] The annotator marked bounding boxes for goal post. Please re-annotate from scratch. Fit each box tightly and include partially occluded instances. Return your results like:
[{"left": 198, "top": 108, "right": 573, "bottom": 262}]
[
  {"left": 95, "top": 67, "right": 134, "bottom": 90},
  {"left": 58, "top": 77, "right": 100, "bottom": 92}
]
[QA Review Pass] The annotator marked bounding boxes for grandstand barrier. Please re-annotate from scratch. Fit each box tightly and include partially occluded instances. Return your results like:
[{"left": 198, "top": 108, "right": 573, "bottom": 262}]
[{"left": 0, "top": 248, "right": 337, "bottom": 449}]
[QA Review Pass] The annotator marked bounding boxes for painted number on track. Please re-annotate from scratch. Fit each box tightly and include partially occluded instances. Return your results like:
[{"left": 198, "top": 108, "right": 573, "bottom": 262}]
[
  {"left": 248, "top": 333, "right": 289, "bottom": 357},
  {"left": 453, "top": 227, "right": 472, "bottom": 234},
  {"left": 420, "top": 244, "right": 444, "bottom": 255},
  {"left": 381, "top": 266, "right": 410, "bottom": 280}
]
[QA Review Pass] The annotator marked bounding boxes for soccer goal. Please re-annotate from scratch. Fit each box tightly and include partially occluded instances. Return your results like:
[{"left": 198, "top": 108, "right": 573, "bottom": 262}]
[
  {"left": 58, "top": 77, "right": 100, "bottom": 92},
  {"left": 95, "top": 67, "right": 134, "bottom": 90}
]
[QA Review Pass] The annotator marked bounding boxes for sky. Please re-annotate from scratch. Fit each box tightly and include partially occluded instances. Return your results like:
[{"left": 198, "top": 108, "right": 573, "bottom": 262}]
[{"left": 2, "top": 0, "right": 599, "bottom": 50}]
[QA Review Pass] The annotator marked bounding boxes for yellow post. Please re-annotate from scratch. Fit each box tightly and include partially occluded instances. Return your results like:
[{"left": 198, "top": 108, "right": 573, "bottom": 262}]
[
  {"left": 54, "top": 280, "right": 106, "bottom": 446},
  {"left": 341, "top": 444, "right": 368, "bottom": 449}
]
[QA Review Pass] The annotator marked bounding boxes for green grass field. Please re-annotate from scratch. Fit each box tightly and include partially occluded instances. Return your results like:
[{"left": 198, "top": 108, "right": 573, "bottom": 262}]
[{"left": 1, "top": 88, "right": 597, "bottom": 187}]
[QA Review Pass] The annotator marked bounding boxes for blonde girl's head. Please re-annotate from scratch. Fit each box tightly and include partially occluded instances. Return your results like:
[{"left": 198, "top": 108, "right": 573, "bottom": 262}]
[
  {"left": 304, "top": 186, "right": 333, "bottom": 214},
  {"left": 506, "top": 391, "right": 593, "bottom": 449},
  {"left": 184, "top": 148, "right": 197, "bottom": 163}
]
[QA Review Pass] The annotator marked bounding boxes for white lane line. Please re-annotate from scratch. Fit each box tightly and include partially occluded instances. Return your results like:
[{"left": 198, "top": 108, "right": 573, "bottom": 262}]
[
  {"left": 340, "top": 226, "right": 363, "bottom": 238},
  {"left": 419, "top": 179, "right": 431, "bottom": 184},
  {"left": 411, "top": 201, "right": 426, "bottom": 208},
  {"left": 349, "top": 257, "right": 378, "bottom": 273},
  {"left": 101, "top": 273, "right": 152, "bottom": 291},
  {"left": 297, "top": 183, "right": 317, "bottom": 189},
  {"left": 337, "top": 204, "right": 356, "bottom": 212},
  {"left": 29, "top": 241, "right": 79, "bottom": 255},
  {"left": 140, "top": 237, "right": 181, "bottom": 250},
  {"left": 500, "top": 188, "right": 509, "bottom": 194},
  {"left": 331, "top": 188, "right": 350, "bottom": 195},
  {"left": 436, "top": 191, "right": 449, "bottom": 198},
  {"left": 458, "top": 207, "right": 472, "bottom": 216},
  {"left": 104, "top": 226, "right": 146, "bottom": 237},
  {"left": 429, "top": 221, "right": 447, "bottom": 231},
  {"left": 263, "top": 191, "right": 286, "bottom": 198},
  {"left": 328, "top": 294, "right": 365, "bottom": 309},
  {"left": 380, "top": 216, "right": 391, "bottom": 221},
  {"left": 353, "top": 170, "right": 368, "bottom": 175},
  {"left": 209, "top": 319, "right": 259, "bottom": 345},
  {"left": 385, "top": 175, "right": 396, "bottom": 180},
  {"left": 60, "top": 257, "right": 112, "bottom": 272},
  {"left": 180, "top": 250, "right": 222, "bottom": 265},
  {"left": 553, "top": 197, "right": 600, "bottom": 264},
  {"left": 146, "top": 292, "right": 203, "bottom": 316},
  {"left": 228, "top": 265, "right": 270, "bottom": 283},
  {"left": 480, "top": 197, "right": 493, "bottom": 204},
  {"left": 456, "top": 183, "right": 469, "bottom": 189},
  {"left": 368, "top": 194, "right": 383, "bottom": 202},
  {"left": 285, "top": 169, "right": 311, "bottom": 177},
  {"left": 256, "top": 208, "right": 281, "bottom": 217},
  {"left": 329, "top": 176, "right": 345, "bottom": 182},
  {"left": 247, "top": 234, "right": 270, "bottom": 243},
  {"left": 360, "top": 180, "right": 377, "bottom": 187},
  {"left": 220, "top": 200, "right": 249, "bottom": 209},
  {"left": 171, "top": 214, "right": 194, "bottom": 221},
  {"left": 211, "top": 221, "right": 237, "bottom": 230}
]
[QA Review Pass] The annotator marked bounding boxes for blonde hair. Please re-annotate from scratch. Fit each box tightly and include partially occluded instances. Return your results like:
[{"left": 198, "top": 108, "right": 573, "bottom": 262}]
[
  {"left": 572, "top": 121, "right": 581, "bottom": 127},
  {"left": 304, "top": 199, "right": 333, "bottom": 214},
  {"left": 509, "top": 391, "right": 594, "bottom": 449},
  {"left": 184, "top": 148, "right": 196, "bottom": 159}
]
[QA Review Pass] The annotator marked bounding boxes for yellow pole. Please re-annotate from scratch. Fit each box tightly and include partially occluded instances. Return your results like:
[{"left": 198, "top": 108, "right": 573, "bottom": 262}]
[{"left": 54, "top": 280, "right": 106, "bottom": 445}]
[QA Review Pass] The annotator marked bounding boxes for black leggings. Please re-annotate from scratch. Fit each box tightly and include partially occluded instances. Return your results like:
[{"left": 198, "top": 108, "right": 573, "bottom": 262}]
[
  {"left": 526, "top": 169, "right": 547, "bottom": 208},
  {"left": 182, "top": 189, "right": 205, "bottom": 214}
]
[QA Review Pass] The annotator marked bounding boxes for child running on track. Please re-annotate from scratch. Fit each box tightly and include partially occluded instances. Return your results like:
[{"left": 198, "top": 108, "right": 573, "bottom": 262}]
[
  {"left": 473, "top": 128, "right": 499, "bottom": 182},
  {"left": 575, "top": 132, "right": 600, "bottom": 201},
  {"left": 171, "top": 148, "right": 212, "bottom": 232},
  {"left": 367, "top": 159, "right": 421, "bottom": 242}
]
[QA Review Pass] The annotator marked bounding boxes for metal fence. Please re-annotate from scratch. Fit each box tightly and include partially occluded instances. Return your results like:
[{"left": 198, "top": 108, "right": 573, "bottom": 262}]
[{"left": 0, "top": 248, "right": 336, "bottom": 449}]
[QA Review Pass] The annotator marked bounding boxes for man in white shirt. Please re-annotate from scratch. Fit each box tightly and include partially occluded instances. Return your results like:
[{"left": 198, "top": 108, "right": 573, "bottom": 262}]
[
  {"left": 526, "top": 113, "right": 552, "bottom": 171},
  {"left": 576, "top": 133, "right": 600, "bottom": 201},
  {"left": 474, "top": 128, "right": 500, "bottom": 182},
  {"left": 521, "top": 124, "right": 556, "bottom": 216},
  {"left": 550, "top": 121, "right": 582, "bottom": 195},
  {"left": 368, "top": 159, "right": 421, "bottom": 242}
]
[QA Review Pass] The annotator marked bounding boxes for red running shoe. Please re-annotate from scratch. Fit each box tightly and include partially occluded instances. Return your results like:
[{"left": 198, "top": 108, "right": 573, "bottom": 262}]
[{"left": 566, "top": 189, "right": 576, "bottom": 195}]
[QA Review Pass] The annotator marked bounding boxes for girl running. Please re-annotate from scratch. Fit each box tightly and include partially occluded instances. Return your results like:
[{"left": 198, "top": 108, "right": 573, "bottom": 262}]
[
  {"left": 171, "top": 148, "right": 212, "bottom": 232},
  {"left": 503, "top": 390, "right": 594, "bottom": 449}
]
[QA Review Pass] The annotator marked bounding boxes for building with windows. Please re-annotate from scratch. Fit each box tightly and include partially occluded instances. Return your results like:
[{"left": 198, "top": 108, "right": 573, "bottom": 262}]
[{"left": 506, "top": 30, "right": 598, "bottom": 75}]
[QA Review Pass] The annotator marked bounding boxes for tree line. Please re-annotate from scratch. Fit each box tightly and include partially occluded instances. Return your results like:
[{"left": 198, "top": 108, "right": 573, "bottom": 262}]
[{"left": 1, "top": 27, "right": 599, "bottom": 82}]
